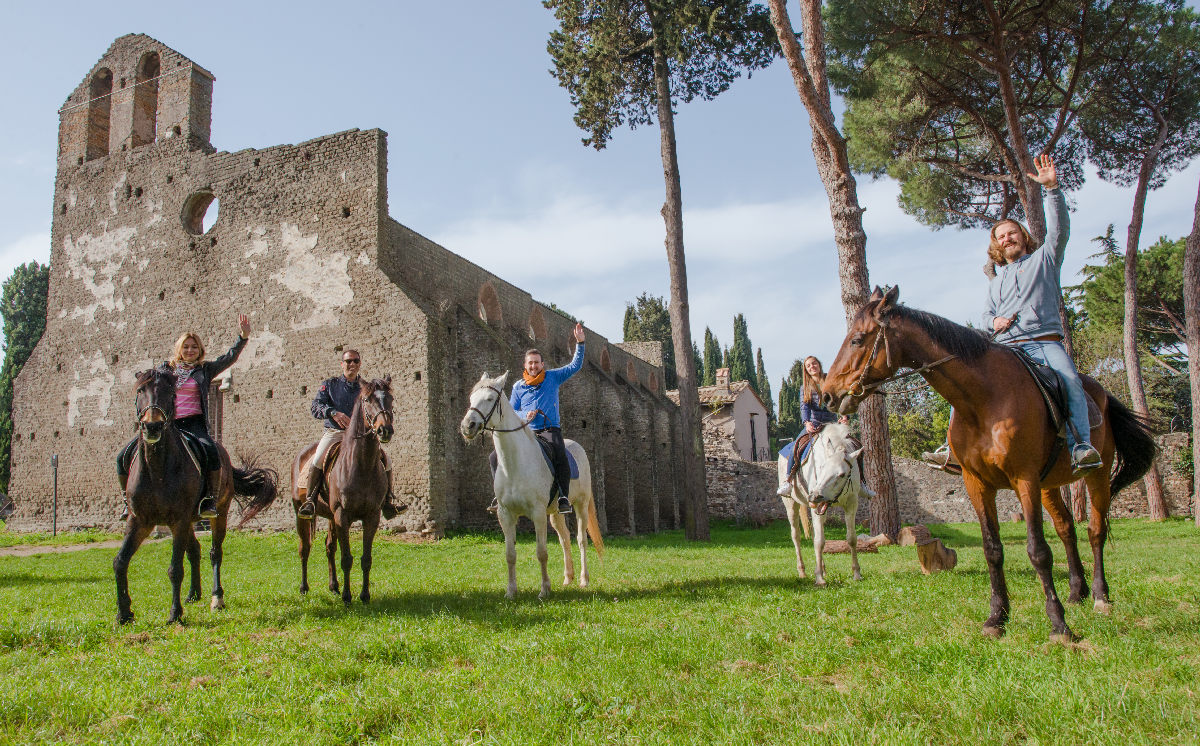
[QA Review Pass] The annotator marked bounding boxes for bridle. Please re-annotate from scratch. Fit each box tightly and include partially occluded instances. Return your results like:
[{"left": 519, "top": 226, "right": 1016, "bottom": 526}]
[
  {"left": 468, "top": 386, "right": 535, "bottom": 434},
  {"left": 134, "top": 374, "right": 174, "bottom": 435},
  {"left": 356, "top": 390, "right": 393, "bottom": 440},
  {"left": 844, "top": 317, "right": 957, "bottom": 400}
]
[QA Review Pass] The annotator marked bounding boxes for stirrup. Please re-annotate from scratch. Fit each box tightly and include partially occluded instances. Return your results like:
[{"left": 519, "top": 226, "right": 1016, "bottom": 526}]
[
  {"left": 776, "top": 482, "right": 793, "bottom": 497},
  {"left": 921, "top": 443, "right": 962, "bottom": 475},
  {"left": 1070, "top": 445, "right": 1103, "bottom": 478},
  {"left": 298, "top": 498, "right": 318, "bottom": 520},
  {"left": 557, "top": 496, "right": 573, "bottom": 514},
  {"left": 119, "top": 496, "right": 131, "bottom": 522},
  {"left": 197, "top": 496, "right": 218, "bottom": 519},
  {"left": 381, "top": 493, "right": 406, "bottom": 520}
]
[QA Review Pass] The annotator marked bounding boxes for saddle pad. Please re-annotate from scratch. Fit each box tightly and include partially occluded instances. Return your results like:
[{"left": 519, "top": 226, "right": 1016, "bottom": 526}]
[
  {"left": 177, "top": 430, "right": 217, "bottom": 472},
  {"left": 536, "top": 438, "right": 579, "bottom": 480},
  {"left": 1012, "top": 347, "right": 1103, "bottom": 432}
]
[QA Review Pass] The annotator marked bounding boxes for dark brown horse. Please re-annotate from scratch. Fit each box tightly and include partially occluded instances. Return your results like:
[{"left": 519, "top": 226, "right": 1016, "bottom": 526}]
[
  {"left": 822, "top": 287, "right": 1156, "bottom": 641},
  {"left": 290, "top": 377, "right": 394, "bottom": 606},
  {"left": 115, "top": 368, "right": 279, "bottom": 624}
]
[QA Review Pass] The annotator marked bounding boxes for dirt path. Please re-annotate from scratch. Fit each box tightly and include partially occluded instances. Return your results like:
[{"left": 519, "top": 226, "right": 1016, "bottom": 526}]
[{"left": 0, "top": 539, "right": 166, "bottom": 557}]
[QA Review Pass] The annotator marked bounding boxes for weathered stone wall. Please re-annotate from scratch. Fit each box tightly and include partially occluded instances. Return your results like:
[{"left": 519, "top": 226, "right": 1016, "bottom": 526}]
[{"left": 10, "top": 34, "right": 686, "bottom": 536}]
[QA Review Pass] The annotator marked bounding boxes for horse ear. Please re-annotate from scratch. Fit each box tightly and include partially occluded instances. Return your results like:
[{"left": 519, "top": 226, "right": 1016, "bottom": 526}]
[
  {"left": 498, "top": 370, "right": 510, "bottom": 387},
  {"left": 869, "top": 286, "right": 884, "bottom": 301},
  {"left": 848, "top": 447, "right": 864, "bottom": 460},
  {"left": 382, "top": 375, "right": 392, "bottom": 388},
  {"left": 875, "top": 285, "right": 900, "bottom": 320}
]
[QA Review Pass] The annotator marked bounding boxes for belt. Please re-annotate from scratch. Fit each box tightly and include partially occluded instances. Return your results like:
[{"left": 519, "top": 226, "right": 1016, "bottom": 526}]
[{"left": 1009, "top": 334, "right": 1063, "bottom": 344}]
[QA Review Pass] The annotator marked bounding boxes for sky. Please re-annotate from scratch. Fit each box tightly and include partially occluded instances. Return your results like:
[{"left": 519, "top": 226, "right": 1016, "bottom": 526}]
[{"left": 1, "top": 1, "right": 1198, "bottom": 398}]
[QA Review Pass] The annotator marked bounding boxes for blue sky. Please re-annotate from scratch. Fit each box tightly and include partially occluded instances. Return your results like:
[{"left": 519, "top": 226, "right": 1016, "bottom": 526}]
[{"left": 2, "top": 1, "right": 1198, "bottom": 395}]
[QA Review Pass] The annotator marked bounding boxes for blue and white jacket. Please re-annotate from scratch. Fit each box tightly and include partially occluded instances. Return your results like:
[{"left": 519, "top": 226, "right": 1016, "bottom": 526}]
[{"left": 509, "top": 344, "right": 585, "bottom": 430}]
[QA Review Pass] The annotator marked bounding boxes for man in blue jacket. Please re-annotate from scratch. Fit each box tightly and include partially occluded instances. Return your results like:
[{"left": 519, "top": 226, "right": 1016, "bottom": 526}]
[
  {"left": 490, "top": 322, "right": 587, "bottom": 515},
  {"left": 299, "top": 349, "right": 401, "bottom": 520}
]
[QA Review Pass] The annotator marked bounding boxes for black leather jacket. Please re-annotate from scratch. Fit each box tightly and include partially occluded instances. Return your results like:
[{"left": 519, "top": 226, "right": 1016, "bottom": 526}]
[{"left": 156, "top": 335, "right": 247, "bottom": 424}]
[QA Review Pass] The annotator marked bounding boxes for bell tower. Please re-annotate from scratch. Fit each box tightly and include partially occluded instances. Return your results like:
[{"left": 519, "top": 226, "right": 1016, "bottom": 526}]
[{"left": 57, "top": 34, "right": 214, "bottom": 168}]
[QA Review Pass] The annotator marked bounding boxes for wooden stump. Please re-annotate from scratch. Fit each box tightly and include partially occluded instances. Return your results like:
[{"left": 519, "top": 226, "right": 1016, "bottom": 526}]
[{"left": 897, "top": 524, "right": 958, "bottom": 574}]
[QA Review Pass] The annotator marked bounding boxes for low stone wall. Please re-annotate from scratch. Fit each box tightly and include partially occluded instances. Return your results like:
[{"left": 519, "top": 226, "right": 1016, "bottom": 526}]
[{"left": 705, "top": 454, "right": 782, "bottom": 525}]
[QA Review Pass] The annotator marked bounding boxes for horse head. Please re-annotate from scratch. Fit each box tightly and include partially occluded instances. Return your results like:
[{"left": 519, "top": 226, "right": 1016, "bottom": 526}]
[
  {"left": 460, "top": 371, "right": 509, "bottom": 441},
  {"left": 807, "top": 423, "right": 862, "bottom": 508},
  {"left": 133, "top": 368, "right": 176, "bottom": 444},
  {"left": 358, "top": 376, "right": 394, "bottom": 443},
  {"left": 823, "top": 285, "right": 902, "bottom": 415}
]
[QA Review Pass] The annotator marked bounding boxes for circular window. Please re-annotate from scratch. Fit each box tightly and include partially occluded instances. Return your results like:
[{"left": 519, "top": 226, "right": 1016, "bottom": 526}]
[{"left": 181, "top": 191, "right": 220, "bottom": 235}]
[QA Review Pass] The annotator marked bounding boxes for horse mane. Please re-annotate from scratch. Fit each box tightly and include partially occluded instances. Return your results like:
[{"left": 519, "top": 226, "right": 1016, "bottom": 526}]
[{"left": 891, "top": 304, "right": 995, "bottom": 362}]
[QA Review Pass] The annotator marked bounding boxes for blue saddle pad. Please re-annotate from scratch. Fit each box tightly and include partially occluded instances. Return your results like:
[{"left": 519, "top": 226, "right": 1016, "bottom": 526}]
[
  {"left": 780, "top": 438, "right": 813, "bottom": 476},
  {"left": 537, "top": 439, "right": 579, "bottom": 479}
]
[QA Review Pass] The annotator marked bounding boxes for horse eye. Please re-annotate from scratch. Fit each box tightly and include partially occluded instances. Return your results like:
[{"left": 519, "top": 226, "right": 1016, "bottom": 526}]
[{"left": 850, "top": 335, "right": 864, "bottom": 346}]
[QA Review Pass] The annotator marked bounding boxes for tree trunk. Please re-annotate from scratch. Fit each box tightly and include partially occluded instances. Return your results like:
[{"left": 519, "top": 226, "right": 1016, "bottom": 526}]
[
  {"left": 768, "top": 0, "right": 900, "bottom": 539},
  {"left": 1124, "top": 137, "right": 1170, "bottom": 519},
  {"left": 1184, "top": 175, "right": 1200, "bottom": 528},
  {"left": 651, "top": 25, "right": 709, "bottom": 541}
]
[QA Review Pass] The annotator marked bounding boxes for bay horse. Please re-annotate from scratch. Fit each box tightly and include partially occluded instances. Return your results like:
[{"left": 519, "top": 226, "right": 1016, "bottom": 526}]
[
  {"left": 290, "top": 376, "right": 394, "bottom": 606},
  {"left": 459, "top": 372, "right": 604, "bottom": 599},
  {"left": 822, "top": 286, "right": 1156, "bottom": 641},
  {"left": 115, "top": 368, "right": 279, "bottom": 624},
  {"left": 776, "top": 423, "right": 872, "bottom": 586}
]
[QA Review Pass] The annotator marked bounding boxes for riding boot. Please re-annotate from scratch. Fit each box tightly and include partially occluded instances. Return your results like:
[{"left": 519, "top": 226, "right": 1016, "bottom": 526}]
[
  {"left": 299, "top": 465, "right": 322, "bottom": 519},
  {"left": 379, "top": 454, "right": 404, "bottom": 520},
  {"left": 197, "top": 469, "right": 221, "bottom": 519},
  {"left": 118, "top": 473, "right": 131, "bottom": 521}
]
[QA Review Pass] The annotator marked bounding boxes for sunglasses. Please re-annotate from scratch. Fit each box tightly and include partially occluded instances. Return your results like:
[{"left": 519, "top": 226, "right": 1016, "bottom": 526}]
[{"left": 342, "top": 358, "right": 361, "bottom": 364}]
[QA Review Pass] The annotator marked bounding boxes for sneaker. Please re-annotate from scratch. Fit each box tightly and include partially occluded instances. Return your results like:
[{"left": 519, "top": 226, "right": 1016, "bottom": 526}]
[
  {"left": 1071, "top": 444, "right": 1102, "bottom": 476},
  {"left": 197, "top": 496, "right": 219, "bottom": 519},
  {"left": 776, "top": 482, "right": 793, "bottom": 497},
  {"left": 557, "top": 496, "right": 573, "bottom": 514},
  {"left": 297, "top": 499, "right": 317, "bottom": 520},
  {"left": 486, "top": 497, "right": 499, "bottom": 514}
]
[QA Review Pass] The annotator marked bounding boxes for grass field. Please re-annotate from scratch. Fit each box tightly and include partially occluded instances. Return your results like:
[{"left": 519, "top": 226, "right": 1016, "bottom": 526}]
[{"left": 1, "top": 517, "right": 1198, "bottom": 744}]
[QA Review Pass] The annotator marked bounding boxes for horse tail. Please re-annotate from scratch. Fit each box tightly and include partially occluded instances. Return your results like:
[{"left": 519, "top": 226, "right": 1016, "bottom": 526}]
[
  {"left": 1107, "top": 393, "right": 1158, "bottom": 498},
  {"left": 232, "top": 455, "right": 281, "bottom": 528},
  {"left": 586, "top": 493, "right": 605, "bottom": 559}
]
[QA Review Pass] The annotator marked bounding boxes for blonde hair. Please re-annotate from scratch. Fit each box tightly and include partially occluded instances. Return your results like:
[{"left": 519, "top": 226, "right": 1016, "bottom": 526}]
[
  {"left": 170, "top": 332, "right": 206, "bottom": 366},
  {"left": 801, "top": 356, "right": 824, "bottom": 403},
  {"left": 988, "top": 219, "right": 1035, "bottom": 266}
]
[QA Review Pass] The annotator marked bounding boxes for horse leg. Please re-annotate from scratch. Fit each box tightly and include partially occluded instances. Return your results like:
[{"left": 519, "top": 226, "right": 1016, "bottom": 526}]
[
  {"left": 360, "top": 515, "right": 378, "bottom": 604},
  {"left": 209, "top": 513, "right": 228, "bottom": 611},
  {"left": 1040, "top": 486, "right": 1088, "bottom": 604},
  {"left": 811, "top": 506, "right": 827, "bottom": 588},
  {"left": 845, "top": 494, "right": 862, "bottom": 582},
  {"left": 549, "top": 511, "right": 574, "bottom": 587},
  {"left": 783, "top": 498, "right": 807, "bottom": 580},
  {"left": 498, "top": 507, "right": 519, "bottom": 599},
  {"left": 964, "top": 474, "right": 1009, "bottom": 637},
  {"left": 185, "top": 533, "right": 202, "bottom": 603},
  {"left": 575, "top": 498, "right": 590, "bottom": 588},
  {"left": 1015, "top": 479, "right": 1074, "bottom": 641},
  {"left": 113, "top": 520, "right": 153, "bottom": 625},
  {"left": 325, "top": 521, "right": 339, "bottom": 594},
  {"left": 297, "top": 515, "right": 313, "bottom": 594},
  {"left": 335, "top": 510, "right": 354, "bottom": 606},
  {"left": 167, "top": 523, "right": 190, "bottom": 623},
  {"left": 535, "top": 508, "right": 552, "bottom": 600},
  {"left": 1083, "top": 470, "right": 1114, "bottom": 614}
]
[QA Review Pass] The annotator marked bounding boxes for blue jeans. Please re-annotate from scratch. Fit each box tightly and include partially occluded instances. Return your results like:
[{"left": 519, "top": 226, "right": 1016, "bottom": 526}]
[{"left": 1014, "top": 339, "right": 1092, "bottom": 450}]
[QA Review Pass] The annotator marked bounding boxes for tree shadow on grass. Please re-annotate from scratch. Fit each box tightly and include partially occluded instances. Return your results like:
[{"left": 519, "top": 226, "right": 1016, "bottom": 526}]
[{"left": 0, "top": 571, "right": 108, "bottom": 588}]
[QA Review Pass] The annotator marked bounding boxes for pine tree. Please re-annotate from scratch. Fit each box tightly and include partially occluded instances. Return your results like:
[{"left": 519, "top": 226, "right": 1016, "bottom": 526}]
[
  {"left": 702, "top": 328, "right": 721, "bottom": 386},
  {"left": 0, "top": 262, "right": 50, "bottom": 493},
  {"left": 755, "top": 348, "right": 774, "bottom": 422},
  {"left": 623, "top": 292, "right": 678, "bottom": 387},
  {"left": 728, "top": 313, "right": 757, "bottom": 391}
]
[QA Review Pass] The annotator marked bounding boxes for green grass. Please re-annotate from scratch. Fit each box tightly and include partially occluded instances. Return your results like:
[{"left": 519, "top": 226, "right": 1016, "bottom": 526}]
[
  {"left": 1, "top": 518, "right": 1198, "bottom": 744},
  {"left": 0, "top": 520, "right": 122, "bottom": 548}
]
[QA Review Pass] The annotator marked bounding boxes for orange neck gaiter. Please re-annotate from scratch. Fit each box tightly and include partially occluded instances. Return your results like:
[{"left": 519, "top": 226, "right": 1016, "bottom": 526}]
[{"left": 523, "top": 370, "right": 545, "bottom": 386}]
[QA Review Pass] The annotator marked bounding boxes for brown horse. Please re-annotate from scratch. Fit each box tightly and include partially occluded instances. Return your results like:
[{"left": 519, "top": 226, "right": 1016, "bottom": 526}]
[
  {"left": 115, "top": 368, "right": 279, "bottom": 624},
  {"left": 290, "top": 377, "right": 394, "bottom": 606},
  {"left": 822, "top": 287, "right": 1156, "bottom": 641}
]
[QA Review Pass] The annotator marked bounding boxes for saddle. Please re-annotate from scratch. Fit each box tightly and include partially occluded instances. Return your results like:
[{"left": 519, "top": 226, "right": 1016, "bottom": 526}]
[
  {"left": 178, "top": 430, "right": 219, "bottom": 473},
  {"left": 535, "top": 436, "right": 579, "bottom": 498},
  {"left": 308, "top": 441, "right": 388, "bottom": 501},
  {"left": 1010, "top": 347, "right": 1102, "bottom": 480}
]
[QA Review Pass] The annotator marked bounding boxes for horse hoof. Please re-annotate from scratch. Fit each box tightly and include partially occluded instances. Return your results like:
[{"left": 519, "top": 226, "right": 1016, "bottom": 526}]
[
  {"left": 329, "top": 584, "right": 340, "bottom": 594},
  {"left": 359, "top": 593, "right": 370, "bottom": 604},
  {"left": 299, "top": 585, "right": 309, "bottom": 595},
  {"left": 505, "top": 590, "right": 516, "bottom": 600},
  {"left": 186, "top": 593, "right": 201, "bottom": 604},
  {"left": 117, "top": 613, "right": 135, "bottom": 625},
  {"left": 1049, "top": 631, "right": 1078, "bottom": 645},
  {"left": 1094, "top": 599, "right": 1113, "bottom": 615},
  {"left": 210, "top": 596, "right": 225, "bottom": 611},
  {"left": 538, "top": 590, "right": 550, "bottom": 600},
  {"left": 814, "top": 578, "right": 827, "bottom": 588},
  {"left": 981, "top": 624, "right": 1005, "bottom": 639},
  {"left": 852, "top": 572, "right": 863, "bottom": 582},
  {"left": 342, "top": 594, "right": 353, "bottom": 607},
  {"left": 168, "top": 613, "right": 183, "bottom": 625},
  {"left": 579, "top": 578, "right": 589, "bottom": 588}
]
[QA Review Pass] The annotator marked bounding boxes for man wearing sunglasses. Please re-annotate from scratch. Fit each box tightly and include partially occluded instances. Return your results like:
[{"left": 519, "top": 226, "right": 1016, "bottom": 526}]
[{"left": 299, "top": 350, "right": 402, "bottom": 520}]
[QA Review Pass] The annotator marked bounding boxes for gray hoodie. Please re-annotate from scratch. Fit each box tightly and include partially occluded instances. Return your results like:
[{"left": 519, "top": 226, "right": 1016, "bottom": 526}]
[{"left": 982, "top": 189, "right": 1068, "bottom": 343}]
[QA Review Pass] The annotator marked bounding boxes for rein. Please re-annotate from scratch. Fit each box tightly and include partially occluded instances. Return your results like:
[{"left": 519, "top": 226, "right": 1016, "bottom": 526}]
[
  {"left": 846, "top": 319, "right": 957, "bottom": 399},
  {"left": 469, "top": 386, "right": 536, "bottom": 433}
]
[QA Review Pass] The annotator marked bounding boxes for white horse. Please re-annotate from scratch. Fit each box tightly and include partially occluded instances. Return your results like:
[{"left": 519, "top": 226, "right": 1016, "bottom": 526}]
[
  {"left": 459, "top": 372, "right": 604, "bottom": 599},
  {"left": 776, "top": 423, "right": 873, "bottom": 586}
]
